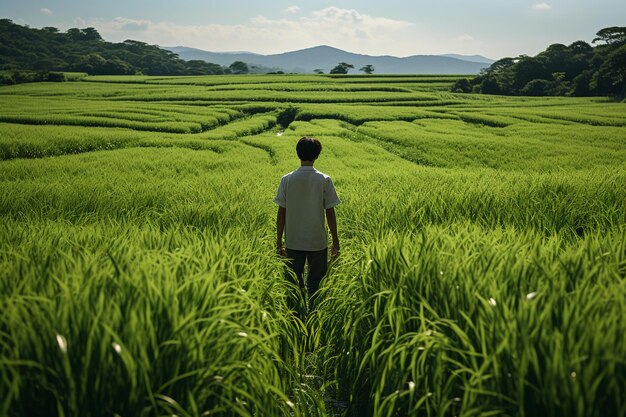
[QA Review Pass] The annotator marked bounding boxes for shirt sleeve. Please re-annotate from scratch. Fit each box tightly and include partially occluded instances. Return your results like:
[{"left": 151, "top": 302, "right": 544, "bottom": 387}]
[
  {"left": 324, "top": 177, "right": 341, "bottom": 209},
  {"left": 273, "top": 176, "right": 287, "bottom": 207}
]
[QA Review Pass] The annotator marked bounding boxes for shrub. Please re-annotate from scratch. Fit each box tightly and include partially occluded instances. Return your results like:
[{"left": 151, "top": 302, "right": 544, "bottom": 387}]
[
  {"left": 521, "top": 79, "right": 551, "bottom": 96},
  {"left": 46, "top": 72, "right": 66, "bottom": 82},
  {"left": 277, "top": 106, "right": 299, "bottom": 128},
  {"left": 0, "top": 72, "right": 16, "bottom": 85},
  {"left": 451, "top": 78, "right": 472, "bottom": 93}
]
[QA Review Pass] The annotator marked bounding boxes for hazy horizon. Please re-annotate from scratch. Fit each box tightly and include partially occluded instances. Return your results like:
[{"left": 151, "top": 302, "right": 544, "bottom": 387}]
[
  {"left": 167, "top": 44, "right": 495, "bottom": 61},
  {"left": 2, "top": 1, "right": 624, "bottom": 60}
]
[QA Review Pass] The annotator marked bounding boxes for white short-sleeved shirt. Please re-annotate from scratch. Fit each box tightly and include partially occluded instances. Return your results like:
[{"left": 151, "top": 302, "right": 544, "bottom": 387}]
[{"left": 274, "top": 166, "right": 341, "bottom": 251}]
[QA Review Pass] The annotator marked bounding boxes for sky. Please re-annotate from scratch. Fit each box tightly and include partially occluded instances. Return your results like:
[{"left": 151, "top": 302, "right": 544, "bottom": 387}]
[{"left": 1, "top": 0, "right": 625, "bottom": 60}]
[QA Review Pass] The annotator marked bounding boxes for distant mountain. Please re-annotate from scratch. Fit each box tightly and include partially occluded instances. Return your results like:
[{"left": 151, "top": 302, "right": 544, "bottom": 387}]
[
  {"left": 165, "top": 45, "right": 494, "bottom": 74},
  {"left": 441, "top": 54, "right": 495, "bottom": 64}
]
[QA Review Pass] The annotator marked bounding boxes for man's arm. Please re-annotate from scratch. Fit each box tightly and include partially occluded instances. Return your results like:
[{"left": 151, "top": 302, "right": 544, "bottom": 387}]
[
  {"left": 325, "top": 207, "right": 340, "bottom": 257},
  {"left": 276, "top": 206, "right": 286, "bottom": 256}
]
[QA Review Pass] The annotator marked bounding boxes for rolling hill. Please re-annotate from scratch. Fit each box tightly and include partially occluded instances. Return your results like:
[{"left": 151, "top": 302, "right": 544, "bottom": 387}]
[{"left": 165, "top": 45, "right": 493, "bottom": 74}]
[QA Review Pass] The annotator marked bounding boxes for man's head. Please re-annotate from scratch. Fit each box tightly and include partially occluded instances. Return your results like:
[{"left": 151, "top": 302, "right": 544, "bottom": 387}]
[{"left": 296, "top": 137, "right": 322, "bottom": 162}]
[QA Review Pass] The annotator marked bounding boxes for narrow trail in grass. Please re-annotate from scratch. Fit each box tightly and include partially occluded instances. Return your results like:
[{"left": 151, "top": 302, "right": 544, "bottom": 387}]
[{"left": 292, "top": 323, "right": 349, "bottom": 417}]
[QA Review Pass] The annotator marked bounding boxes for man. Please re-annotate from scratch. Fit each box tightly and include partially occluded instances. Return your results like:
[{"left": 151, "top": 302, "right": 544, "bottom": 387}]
[{"left": 274, "top": 137, "right": 340, "bottom": 310}]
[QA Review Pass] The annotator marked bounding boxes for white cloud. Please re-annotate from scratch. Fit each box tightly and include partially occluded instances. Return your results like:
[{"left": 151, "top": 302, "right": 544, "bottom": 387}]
[
  {"left": 532, "top": 2, "right": 552, "bottom": 10},
  {"left": 110, "top": 17, "right": 150, "bottom": 31},
  {"left": 83, "top": 7, "right": 415, "bottom": 55},
  {"left": 40, "top": 8, "right": 53, "bottom": 15},
  {"left": 284, "top": 6, "right": 300, "bottom": 14},
  {"left": 456, "top": 34, "right": 474, "bottom": 42}
]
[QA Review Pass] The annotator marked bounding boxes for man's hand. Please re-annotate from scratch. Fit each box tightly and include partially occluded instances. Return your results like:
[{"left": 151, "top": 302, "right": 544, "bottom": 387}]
[
  {"left": 326, "top": 207, "right": 340, "bottom": 258},
  {"left": 276, "top": 207, "right": 286, "bottom": 257}
]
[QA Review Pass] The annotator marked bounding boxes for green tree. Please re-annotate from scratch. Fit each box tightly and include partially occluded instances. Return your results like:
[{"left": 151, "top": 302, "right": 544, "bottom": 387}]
[
  {"left": 451, "top": 78, "right": 472, "bottom": 93},
  {"left": 81, "top": 27, "right": 103, "bottom": 41},
  {"left": 570, "top": 40, "right": 593, "bottom": 54},
  {"left": 75, "top": 53, "right": 107, "bottom": 73},
  {"left": 478, "top": 57, "right": 517, "bottom": 94},
  {"left": 313, "top": 69, "right": 324, "bottom": 74},
  {"left": 122, "top": 39, "right": 148, "bottom": 52},
  {"left": 479, "top": 75, "right": 502, "bottom": 94},
  {"left": 32, "top": 57, "right": 65, "bottom": 71},
  {"left": 482, "top": 57, "right": 516, "bottom": 75},
  {"left": 66, "top": 28, "right": 83, "bottom": 41},
  {"left": 330, "top": 62, "right": 354, "bottom": 74},
  {"left": 184, "top": 60, "right": 224, "bottom": 75},
  {"left": 599, "top": 44, "right": 626, "bottom": 97},
  {"left": 511, "top": 55, "right": 547, "bottom": 91},
  {"left": 520, "top": 79, "right": 550, "bottom": 96},
  {"left": 41, "top": 27, "right": 59, "bottom": 34},
  {"left": 103, "top": 58, "right": 134, "bottom": 75},
  {"left": 567, "top": 41, "right": 594, "bottom": 77},
  {"left": 359, "top": 64, "right": 374, "bottom": 74},
  {"left": 572, "top": 70, "right": 594, "bottom": 96},
  {"left": 229, "top": 61, "right": 249, "bottom": 74},
  {"left": 593, "top": 27, "right": 626, "bottom": 46}
]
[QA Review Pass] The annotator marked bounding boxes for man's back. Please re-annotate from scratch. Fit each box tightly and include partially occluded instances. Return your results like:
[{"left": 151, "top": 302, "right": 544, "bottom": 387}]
[{"left": 274, "top": 166, "right": 339, "bottom": 251}]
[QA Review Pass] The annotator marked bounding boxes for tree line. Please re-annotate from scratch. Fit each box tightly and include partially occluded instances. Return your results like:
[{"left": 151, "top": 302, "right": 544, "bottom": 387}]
[
  {"left": 0, "top": 19, "right": 249, "bottom": 83},
  {"left": 452, "top": 27, "right": 626, "bottom": 98},
  {"left": 0, "top": 19, "right": 379, "bottom": 84},
  {"left": 318, "top": 63, "right": 374, "bottom": 74}
]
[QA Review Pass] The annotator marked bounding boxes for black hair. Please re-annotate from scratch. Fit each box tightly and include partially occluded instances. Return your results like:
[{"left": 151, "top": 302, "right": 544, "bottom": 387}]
[{"left": 296, "top": 137, "right": 322, "bottom": 161}]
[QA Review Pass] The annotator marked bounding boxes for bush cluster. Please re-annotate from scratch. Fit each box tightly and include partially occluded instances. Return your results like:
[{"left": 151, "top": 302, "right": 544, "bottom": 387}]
[{"left": 0, "top": 70, "right": 66, "bottom": 85}]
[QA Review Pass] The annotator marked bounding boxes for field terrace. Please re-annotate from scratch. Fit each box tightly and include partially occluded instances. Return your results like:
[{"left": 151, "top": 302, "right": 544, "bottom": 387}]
[{"left": 1, "top": 74, "right": 625, "bottom": 417}]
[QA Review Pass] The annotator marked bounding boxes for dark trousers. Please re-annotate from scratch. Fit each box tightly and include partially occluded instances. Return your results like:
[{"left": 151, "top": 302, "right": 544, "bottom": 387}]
[{"left": 285, "top": 248, "right": 327, "bottom": 310}]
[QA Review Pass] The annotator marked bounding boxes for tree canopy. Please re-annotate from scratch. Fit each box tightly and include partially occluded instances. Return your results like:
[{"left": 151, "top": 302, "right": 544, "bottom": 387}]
[
  {"left": 593, "top": 27, "right": 626, "bottom": 46},
  {"left": 359, "top": 64, "right": 375, "bottom": 74},
  {"left": 330, "top": 62, "right": 354, "bottom": 74},
  {"left": 228, "top": 61, "right": 249, "bottom": 74},
  {"left": 0, "top": 19, "right": 228, "bottom": 77},
  {"left": 452, "top": 26, "right": 626, "bottom": 98}
]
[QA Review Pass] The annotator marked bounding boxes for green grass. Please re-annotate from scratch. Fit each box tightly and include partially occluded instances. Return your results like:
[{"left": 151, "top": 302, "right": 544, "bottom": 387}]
[
  {"left": 0, "top": 74, "right": 625, "bottom": 417},
  {"left": 315, "top": 226, "right": 626, "bottom": 417},
  {"left": 1, "top": 218, "right": 304, "bottom": 417}
]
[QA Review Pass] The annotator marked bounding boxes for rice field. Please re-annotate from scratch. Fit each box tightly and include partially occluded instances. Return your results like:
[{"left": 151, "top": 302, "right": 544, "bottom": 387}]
[{"left": 1, "top": 74, "right": 625, "bottom": 417}]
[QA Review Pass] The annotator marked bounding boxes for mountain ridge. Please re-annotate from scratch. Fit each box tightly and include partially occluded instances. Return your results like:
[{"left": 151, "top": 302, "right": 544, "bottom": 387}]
[{"left": 165, "top": 45, "right": 494, "bottom": 74}]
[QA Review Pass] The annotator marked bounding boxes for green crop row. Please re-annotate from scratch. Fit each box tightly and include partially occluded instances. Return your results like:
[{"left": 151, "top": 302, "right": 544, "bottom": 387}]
[
  {"left": 352, "top": 119, "right": 626, "bottom": 170},
  {"left": 1, "top": 74, "right": 625, "bottom": 417},
  {"left": 82, "top": 74, "right": 462, "bottom": 86}
]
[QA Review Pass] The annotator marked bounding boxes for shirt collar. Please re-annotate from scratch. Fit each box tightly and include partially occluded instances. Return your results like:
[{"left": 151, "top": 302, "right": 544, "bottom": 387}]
[{"left": 297, "top": 166, "right": 316, "bottom": 171}]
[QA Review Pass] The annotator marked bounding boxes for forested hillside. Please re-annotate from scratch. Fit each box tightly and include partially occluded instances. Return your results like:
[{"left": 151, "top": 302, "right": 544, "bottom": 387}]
[
  {"left": 0, "top": 19, "right": 225, "bottom": 77},
  {"left": 452, "top": 26, "right": 626, "bottom": 98}
]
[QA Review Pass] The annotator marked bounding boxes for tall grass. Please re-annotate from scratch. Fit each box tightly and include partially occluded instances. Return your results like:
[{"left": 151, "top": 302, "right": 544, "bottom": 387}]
[
  {"left": 1, "top": 74, "right": 625, "bottom": 417},
  {"left": 0, "top": 219, "right": 308, "bottom": 417},
  {"left": 314, "top": 226, "right": 626, "bottom": 417}
]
